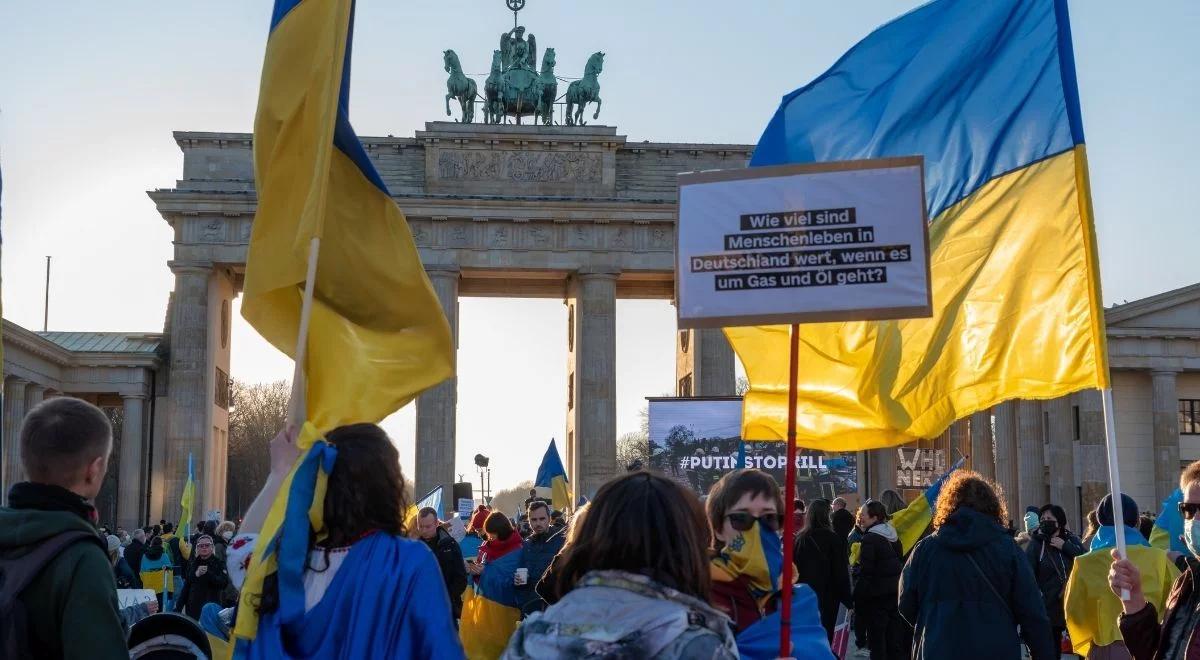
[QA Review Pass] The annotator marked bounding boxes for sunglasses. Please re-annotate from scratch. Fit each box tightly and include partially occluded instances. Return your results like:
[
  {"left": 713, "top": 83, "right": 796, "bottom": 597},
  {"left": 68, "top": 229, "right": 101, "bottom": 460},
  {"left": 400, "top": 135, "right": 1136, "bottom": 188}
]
[
  {"left": 197, "top": 543, "right": 214, "bottom": 548},
  {"left": 725, "top": 512, "right": 780, "bottom": 532},
  {"left": 1178, "top": 502, "right": 1200, "bottom": 521}
]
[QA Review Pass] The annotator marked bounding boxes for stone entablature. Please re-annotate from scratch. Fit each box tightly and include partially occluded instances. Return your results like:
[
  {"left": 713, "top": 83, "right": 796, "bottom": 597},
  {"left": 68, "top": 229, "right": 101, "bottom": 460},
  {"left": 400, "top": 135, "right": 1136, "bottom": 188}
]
[{"left": 2, "top": 321, "right": 159, "bottom": 398}]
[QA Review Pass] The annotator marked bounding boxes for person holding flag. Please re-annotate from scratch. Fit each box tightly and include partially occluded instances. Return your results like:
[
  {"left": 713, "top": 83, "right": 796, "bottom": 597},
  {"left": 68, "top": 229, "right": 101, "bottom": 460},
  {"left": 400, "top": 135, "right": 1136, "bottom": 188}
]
[
  {"left": 1110, "top": 461, "right": 1200, "bottom": 659},
  {"left": 226, "top": 423, "right": 462, "bottom": 658},
  {"left": 225, "top": 0, "right": 459, "bottom": 650}
]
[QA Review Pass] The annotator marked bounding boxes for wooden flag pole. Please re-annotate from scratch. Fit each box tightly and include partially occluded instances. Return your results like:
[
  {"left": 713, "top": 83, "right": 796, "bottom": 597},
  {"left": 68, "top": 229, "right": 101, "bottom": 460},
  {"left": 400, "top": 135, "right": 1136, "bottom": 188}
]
[
  {"left": 287, "top": 237, "right": 321, "bottom": 428},
  {"left": 779, "top": 322, "right": 801, "bottom": 655},
  {"left": 1101, "top": 387, "right": 1130, "bottom": 600}
]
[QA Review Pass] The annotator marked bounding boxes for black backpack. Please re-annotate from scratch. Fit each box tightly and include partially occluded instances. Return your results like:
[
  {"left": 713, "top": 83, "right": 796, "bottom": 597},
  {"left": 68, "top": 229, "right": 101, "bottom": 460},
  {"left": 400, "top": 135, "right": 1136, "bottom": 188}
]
[{"left": 0, "top": 530, "right": 107, "bottom": 659}]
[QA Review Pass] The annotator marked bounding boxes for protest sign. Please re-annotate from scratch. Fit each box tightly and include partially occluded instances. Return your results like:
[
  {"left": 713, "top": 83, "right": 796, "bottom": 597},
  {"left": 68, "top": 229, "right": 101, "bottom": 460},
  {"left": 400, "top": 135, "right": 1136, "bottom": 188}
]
[{"left": 677, "top": 157, "right": 930, "bottom": 328}]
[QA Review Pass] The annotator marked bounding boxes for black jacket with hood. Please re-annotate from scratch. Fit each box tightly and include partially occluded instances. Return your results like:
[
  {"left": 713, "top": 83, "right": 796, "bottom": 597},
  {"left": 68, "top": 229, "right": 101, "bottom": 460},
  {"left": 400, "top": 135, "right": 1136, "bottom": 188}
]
[
  {"left": 899, "top": 506, "right": 1056, "bottom": 660},
  {"left": 853, "top": 520, "right": 903, "bottom": 607}
]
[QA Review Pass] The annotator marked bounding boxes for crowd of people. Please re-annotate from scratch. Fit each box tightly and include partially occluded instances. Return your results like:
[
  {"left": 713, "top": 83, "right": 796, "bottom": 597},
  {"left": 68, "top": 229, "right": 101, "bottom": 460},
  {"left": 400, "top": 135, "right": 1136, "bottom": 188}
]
[{"left": 6, "top": 395, "right": 1200, "bottom": 660}]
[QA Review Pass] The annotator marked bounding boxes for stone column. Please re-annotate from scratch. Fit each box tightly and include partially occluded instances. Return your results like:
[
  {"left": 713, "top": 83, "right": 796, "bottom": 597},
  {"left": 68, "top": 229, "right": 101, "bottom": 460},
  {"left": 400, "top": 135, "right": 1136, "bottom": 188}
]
[
  {"left": 164, "top": 263, "right": 212, "bottom": 518},
  {"left": 675, "top": 329, "right": 736, "bottom": 396},
  {"left": 969, "top": 409, "right": 995, "bottom": 480},
  {"left": 1046, "top": 396, "right": 1078, "bottom": 527},
  {"left": 1078, "top": 389, "right": 1108, "bottom": 515},
  {"left": 1016, "top": 399, "right": 1046, "bottom": 512},
  {"left": 17, "top": 384, "right": 45, "bottom": 489},
  {"left": 1152, "top": 370, "right": 1182, "bottom": 504},
  {"left": 870, "top": 447, "right": 896, "bottom": 499},
  {"left": 566, "top": 268, "right": 618, "bottom": 501},
  {"left": 2, "top": 377, "right": 29, "bottom": 503},
  {"left": 950, "top": 419, "right": 970, "bottom": 465},
  {"left": 118, "top": 394, "right": 147, "bottom": 530},
  {"left": 414, "top": 265, "right": 460, "bottom": 504},
  {"left": 993, "top": 401, "right": 1019, "bottom": 523}
]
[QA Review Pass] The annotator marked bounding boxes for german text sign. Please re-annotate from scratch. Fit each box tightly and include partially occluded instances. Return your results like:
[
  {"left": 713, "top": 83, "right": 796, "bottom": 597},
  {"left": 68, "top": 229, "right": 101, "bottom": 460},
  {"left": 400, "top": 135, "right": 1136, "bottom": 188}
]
[{"left": 676, "top": 157, "right": 931, "bottom": 328}]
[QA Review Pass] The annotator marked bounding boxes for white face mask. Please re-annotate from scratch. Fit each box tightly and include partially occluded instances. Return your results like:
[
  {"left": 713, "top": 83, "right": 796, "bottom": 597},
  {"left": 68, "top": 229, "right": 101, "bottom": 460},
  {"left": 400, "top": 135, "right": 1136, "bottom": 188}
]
[
  {"left": 221, "top": 531, "right": 234, "bottom": 541},
  {"left": 1184, "top": 519, "right": 1200, "bottom": 558}
]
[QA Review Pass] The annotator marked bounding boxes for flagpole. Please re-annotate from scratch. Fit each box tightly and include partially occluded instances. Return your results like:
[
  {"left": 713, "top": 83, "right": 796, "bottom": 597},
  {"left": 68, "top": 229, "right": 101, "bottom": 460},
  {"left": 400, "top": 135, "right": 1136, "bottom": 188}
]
[
  {"left": 288, "top": 237, "right": 321, "bottom": 427},
  {"left": 1101, "top": 387, "right": 1130, "bottom": 600},
  {"left": 779, "top": 322, "right": 800, "bottom": 654}
]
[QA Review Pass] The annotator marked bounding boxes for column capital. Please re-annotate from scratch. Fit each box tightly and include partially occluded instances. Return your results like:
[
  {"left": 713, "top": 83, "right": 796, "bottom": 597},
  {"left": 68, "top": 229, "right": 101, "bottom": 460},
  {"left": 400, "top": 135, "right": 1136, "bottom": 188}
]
[
  {"left": 3, "top": 376, "right": 28, "bottom": 388},
  {"left": 575, "top": 266, "right": 620, "bottom": 280},
  {"left": 168, "top": 260, "right": 213, "bottom": 275},
  {"left": 121, "top": 393, "right": 149, "bottom": 401},
  {"left": 424, "top": 264, "right": 462, "bottom": 280},
  {"left": 1150, "top": 369, "right": 1182, "bottom": 378}
]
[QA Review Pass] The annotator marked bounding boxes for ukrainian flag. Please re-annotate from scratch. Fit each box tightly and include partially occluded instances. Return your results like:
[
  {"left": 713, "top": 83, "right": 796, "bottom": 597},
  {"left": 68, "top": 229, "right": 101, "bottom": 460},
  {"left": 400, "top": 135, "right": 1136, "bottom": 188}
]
[
  {"left": 535, "top": 438, "right": 572, "bottom": 511},
  {"left": 850, "top": 457, "right": 963, "bottom": 564},
  {"left": 728, "top": 0, "right": 1109, "bottom": 449},
  {"left": 892, "top": 457, "right": 965, "bottom": 554},
  {"left": 1150, "top": 487, "right": 1186, "bottom": 554},
  {"left": 179, "top": 453, "right": 195, "bottom": 535},
  {"left": 233, "top": 0, "right": 454, "bottom": 652},
  {"left": 460, "top": 550, "right": 523, "bottom": 659}
]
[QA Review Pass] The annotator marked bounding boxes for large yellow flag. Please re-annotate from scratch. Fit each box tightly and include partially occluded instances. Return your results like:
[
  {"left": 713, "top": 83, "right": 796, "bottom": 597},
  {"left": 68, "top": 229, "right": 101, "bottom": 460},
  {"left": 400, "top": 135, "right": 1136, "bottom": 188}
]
[
  {"left": 731, "top": 0, "right": 1108, "bottom": 449},
  {"left": 241, "top": 0, "right": 453, "bottom": 432},
  {"left": 232, "top": 0, "right": 454, "bottom": 651}
]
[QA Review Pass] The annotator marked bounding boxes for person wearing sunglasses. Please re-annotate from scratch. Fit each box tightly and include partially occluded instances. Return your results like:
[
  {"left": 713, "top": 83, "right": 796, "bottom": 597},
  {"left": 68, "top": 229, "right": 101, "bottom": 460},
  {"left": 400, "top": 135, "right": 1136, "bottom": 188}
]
[
  {"left": 1110, "top": 462, "right": 1200, "bottom": 660},
  {"left": 705, "top": 469, "right": 787, "bottom": 634},
  {"left": 173, "top": 534, "right": 229, "bottom": 620}
]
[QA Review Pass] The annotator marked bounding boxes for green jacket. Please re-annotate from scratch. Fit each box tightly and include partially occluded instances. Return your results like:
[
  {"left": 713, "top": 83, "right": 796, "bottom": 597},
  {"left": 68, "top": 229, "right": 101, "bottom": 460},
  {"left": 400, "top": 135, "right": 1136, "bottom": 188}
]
[{"left": 0, "top": 505, "right": 127, "bottom": 659}]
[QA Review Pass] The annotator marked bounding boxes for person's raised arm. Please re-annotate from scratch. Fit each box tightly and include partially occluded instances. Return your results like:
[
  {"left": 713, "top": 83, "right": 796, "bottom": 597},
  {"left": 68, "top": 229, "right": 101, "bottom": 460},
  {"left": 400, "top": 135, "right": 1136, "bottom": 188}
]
[{"left": 239, "top": 425, "right": 300, "bottom": 536}]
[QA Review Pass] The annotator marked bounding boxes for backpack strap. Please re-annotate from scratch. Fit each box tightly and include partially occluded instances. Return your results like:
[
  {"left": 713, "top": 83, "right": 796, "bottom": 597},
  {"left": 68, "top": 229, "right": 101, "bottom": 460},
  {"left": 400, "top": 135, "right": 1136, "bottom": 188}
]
[{"left": 0, "top": 530, "right": 106, "bottom": 605}]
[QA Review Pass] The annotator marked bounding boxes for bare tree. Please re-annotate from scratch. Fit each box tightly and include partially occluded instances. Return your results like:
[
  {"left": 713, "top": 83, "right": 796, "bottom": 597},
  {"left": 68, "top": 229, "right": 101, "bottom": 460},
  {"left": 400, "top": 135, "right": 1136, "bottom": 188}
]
[
  {"left": 736, "top": 376, "right": 750, "bottom": 396},
  {"left": 489, "top": 479, "right": 536, "bottom": 517},
  {"left": 226, "top": 379, "right": 289, "bottom": 520},
  {"left": 617, "top": 431, "right": 650, "bottom": 472}
]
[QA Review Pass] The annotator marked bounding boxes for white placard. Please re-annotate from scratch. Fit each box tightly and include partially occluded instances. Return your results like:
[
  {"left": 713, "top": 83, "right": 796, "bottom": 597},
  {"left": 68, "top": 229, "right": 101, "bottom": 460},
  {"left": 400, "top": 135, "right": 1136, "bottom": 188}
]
[
  {"left": 676, "top": 157, "right": 931, "bottom": 328},
  {"left": 457, "top": 497, "right": 474, "bottom": 519}
]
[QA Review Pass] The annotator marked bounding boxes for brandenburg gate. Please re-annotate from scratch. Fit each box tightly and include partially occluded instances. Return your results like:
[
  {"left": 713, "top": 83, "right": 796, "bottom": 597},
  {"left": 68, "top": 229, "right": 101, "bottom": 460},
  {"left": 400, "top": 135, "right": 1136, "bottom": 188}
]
[{"left": 149, "top": 122, "right": 752, "bottom": 510}]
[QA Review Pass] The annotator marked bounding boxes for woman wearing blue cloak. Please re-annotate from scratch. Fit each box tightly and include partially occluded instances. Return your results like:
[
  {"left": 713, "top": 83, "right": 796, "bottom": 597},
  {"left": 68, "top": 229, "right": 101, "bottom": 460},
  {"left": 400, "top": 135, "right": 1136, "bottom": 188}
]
[{"left": 225, "top": 424, "right": 465, "bottom": 659}]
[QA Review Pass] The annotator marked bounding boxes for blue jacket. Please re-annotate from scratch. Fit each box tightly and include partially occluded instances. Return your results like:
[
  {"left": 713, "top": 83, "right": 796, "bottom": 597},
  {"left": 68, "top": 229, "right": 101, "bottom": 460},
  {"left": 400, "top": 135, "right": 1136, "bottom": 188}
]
[
  {"left": 899, "top": 507, "right": 1055, "bottom": 660},
  {"left": 516, "top": 527, "right": 565, "bottom": 616}
]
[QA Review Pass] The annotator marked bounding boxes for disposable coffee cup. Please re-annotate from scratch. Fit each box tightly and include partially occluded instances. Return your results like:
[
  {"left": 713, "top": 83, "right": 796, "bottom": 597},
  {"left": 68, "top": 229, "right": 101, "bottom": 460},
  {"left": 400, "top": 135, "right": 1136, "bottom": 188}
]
[{"left": 514, "top": 568, "right": 529, "bottom": 585}]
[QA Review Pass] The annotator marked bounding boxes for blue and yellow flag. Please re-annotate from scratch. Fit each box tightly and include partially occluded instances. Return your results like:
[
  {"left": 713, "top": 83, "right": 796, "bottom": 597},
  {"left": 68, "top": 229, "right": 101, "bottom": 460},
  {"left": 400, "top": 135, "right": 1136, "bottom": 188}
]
[
  {"left": 416, "top": 485, "right": 444, "bottom": 515},
  {"left": 234, "top": 0, "right": 454, "bottom": 652},
  {"left": 179, "top": 453, "right": 195, "bottom": 535},
  {"left": 1150, "top": 487, "right": 1186, "bottom": 554},
  {"left": 535, "top": 438, "right": 572, "bottom": 511},
  {"left": 891, "top": 456, "right": 965, "bottom": 554},
  {"left": 849, "top": 457, "right": 964, "bottom": 565},
  {"left": 728, "top": 0, "right": 1108, "bottom": 449},
  {"left": 460, "top": 550, "right": 523, "bottom": 659}
]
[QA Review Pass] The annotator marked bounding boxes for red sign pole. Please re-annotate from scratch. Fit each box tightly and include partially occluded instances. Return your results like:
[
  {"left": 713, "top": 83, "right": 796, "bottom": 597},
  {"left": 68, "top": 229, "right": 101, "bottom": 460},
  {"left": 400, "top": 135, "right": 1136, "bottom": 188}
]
[{"left": 779, "top": 322, "right": 801, "bottom": 656}]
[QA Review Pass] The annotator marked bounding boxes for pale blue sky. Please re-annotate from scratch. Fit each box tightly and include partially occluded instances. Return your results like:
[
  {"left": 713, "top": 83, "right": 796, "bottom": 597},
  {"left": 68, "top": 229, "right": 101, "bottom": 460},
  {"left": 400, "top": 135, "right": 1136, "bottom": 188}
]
[{"left": 2, "top": 1, "right": 1197, "bottom": 491}]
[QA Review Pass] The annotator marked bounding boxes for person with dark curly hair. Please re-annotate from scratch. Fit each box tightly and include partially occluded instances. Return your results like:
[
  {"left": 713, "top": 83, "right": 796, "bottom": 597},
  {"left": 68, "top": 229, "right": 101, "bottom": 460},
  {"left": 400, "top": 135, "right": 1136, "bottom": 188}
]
[{"left": 899, "top": 470, "right": 1055, "bottom": 659}]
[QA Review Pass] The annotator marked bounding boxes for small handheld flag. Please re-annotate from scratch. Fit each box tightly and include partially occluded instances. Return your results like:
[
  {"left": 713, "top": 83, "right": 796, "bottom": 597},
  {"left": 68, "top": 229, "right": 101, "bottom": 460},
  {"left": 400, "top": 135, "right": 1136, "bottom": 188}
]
[{"left": 535, "top": 438, "right": 572, "bottom": 511}]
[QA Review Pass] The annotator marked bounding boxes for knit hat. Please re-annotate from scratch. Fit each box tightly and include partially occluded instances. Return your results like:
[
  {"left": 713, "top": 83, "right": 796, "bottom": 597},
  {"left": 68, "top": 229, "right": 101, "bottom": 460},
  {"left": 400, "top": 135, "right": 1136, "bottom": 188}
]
[
  {"left": 1096, "top": 492, "right": 1139, "bottom": 527},
  {"left": 106, "top": 534, "right": 121, "bottom": 554}
]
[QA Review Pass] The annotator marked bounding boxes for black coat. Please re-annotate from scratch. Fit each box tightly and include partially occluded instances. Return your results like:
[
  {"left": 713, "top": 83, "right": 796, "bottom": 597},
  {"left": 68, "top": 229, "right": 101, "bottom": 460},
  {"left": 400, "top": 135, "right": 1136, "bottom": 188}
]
[
  {"left": 517, "top": 527, "right": 566, "bottom": 616},
  {"left": 832, "top": 508, "right": 856, "bottom": 544},
  {"left": 1024, "top": 529, "right": 1085, "bottom": 628},
  {"left": 125, "top": 538, "right": 146, "bottom": 575},
  {"left": 854, "top": 522, "right": 903, "bottom": 608},
  {"left": 899, "top": 507, "right": 1055, "bottom": 660},
  {"left": 422, "top": 527, "right": 467, "bottom": 619},
  {"left": 794, "top": 526, "right": 852, "bottom": 639},
  {"left": 176, "top": 552, "right": 229, "bottom": 620}
]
